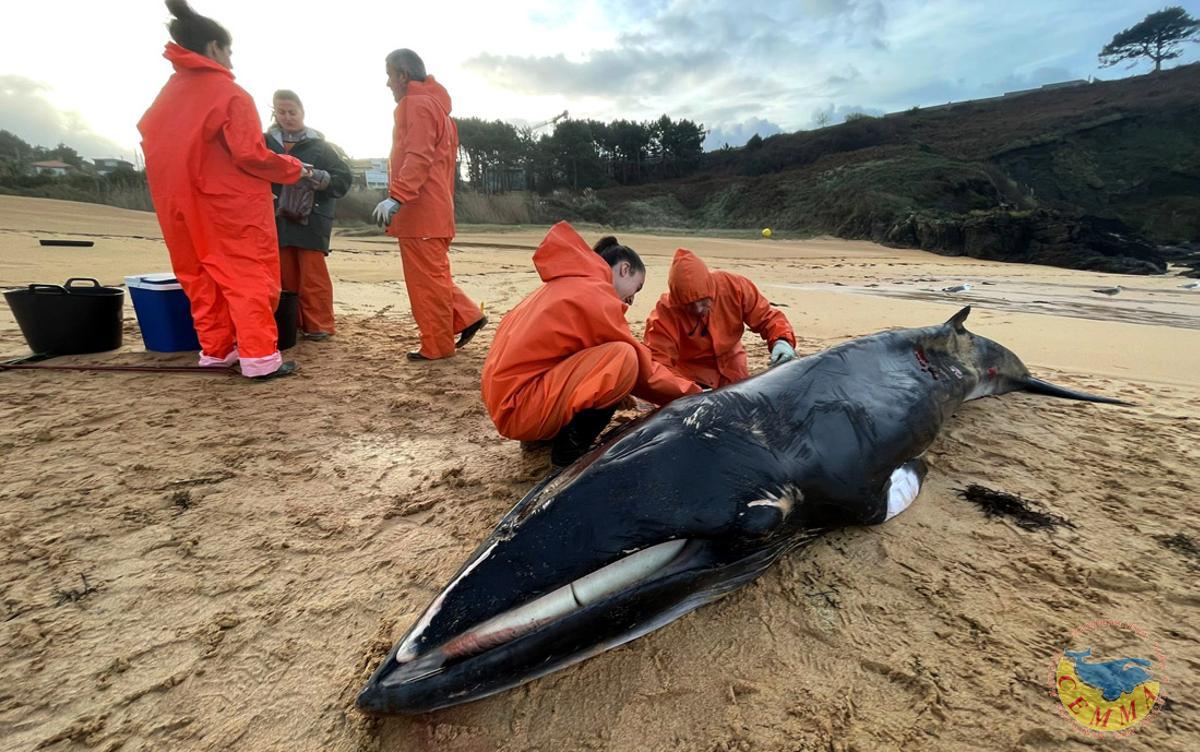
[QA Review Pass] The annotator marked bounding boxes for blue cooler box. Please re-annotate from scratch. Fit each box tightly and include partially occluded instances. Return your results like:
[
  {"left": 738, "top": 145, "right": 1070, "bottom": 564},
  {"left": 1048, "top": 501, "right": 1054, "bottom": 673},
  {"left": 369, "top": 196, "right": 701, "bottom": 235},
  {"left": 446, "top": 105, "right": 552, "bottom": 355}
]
[{"left": 125, "top": 273, "right": 201, "bottom": 352}]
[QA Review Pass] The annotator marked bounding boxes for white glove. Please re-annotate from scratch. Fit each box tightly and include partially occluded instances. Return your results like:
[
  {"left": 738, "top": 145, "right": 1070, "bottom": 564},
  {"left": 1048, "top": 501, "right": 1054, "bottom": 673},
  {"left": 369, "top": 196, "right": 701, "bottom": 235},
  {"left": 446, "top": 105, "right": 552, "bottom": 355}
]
[
  {"left": 373, "top": 197, "right": 401, "bottom": 227},
  {"left": 769, "top": 340, "right": 796, "bottom": 366}
]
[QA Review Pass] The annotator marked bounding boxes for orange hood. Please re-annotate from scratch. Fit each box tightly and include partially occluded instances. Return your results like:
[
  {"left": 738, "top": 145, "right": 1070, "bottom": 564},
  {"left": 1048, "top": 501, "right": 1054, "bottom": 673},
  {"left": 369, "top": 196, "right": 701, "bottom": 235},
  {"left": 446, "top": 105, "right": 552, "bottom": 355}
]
[
  {"left": 668, "top": 248, "right": 716, "bottom": 306},
  {"left": 405, "top": 76, "right": 452, "bottom": 116},
  {"left": 533, "top": 221, "right": 616, "bottom": 287},
  {"left": 163, "top": 42, "right": 233, "bottom": 78}
]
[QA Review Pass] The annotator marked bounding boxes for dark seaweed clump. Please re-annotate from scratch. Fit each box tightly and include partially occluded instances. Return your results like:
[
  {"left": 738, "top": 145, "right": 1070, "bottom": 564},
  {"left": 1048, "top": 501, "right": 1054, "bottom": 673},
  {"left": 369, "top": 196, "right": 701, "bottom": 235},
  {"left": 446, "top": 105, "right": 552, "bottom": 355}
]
[{"left": 956, "top": 484, "right": 1075, "bottom": 531}]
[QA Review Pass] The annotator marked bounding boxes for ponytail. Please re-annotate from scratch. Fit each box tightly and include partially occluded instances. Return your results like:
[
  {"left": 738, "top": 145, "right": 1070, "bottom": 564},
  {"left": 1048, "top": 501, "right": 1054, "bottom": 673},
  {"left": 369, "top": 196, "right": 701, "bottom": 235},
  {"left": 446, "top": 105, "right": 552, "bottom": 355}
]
[
  {"left": 165, "top": 0, "right": 231, "bottom": 54},
  {"left": 593, "top": 235, "right": 645, "bottom": 274}
]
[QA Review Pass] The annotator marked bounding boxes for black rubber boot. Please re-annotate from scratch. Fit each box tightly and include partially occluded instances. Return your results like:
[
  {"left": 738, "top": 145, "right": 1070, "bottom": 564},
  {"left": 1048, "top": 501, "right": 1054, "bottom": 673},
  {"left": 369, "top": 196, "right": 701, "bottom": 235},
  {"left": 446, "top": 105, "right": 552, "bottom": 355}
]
[
  {"left": 456, "top": 316, "right": 489, "bottom": 349},
  {"left": 251, "top": 361, "right": 298, "bottom": 380},
  {"left": 550, "top": 405, "right": 619, "bottom": 469}
]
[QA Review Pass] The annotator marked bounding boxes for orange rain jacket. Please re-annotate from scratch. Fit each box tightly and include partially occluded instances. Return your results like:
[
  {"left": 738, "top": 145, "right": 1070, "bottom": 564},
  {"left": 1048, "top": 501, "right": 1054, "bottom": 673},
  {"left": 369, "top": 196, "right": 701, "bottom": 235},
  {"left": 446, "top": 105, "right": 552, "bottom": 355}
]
[
  {"left": 139, "top": 43, "right": 302, "bottom": 363},
  {"left": 386, "top": 76, "right": 458, "bottom": 239},
  {"left": 644, "top": 249, "right": 796, "bottom": 388},
  {"left": 482, "top": 222, "right": 702, "bottom": 440}
]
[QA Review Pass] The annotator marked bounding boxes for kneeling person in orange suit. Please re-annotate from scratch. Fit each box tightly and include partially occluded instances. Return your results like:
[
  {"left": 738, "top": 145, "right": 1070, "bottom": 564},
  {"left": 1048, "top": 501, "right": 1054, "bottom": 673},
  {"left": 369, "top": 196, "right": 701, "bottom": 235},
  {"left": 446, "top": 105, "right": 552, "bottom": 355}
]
[
  {"left": 482, "top": 222, "right": 703, "bottom": 468},
  {"left": 644, "top": 249, "right": 797, "bottom": 389}
]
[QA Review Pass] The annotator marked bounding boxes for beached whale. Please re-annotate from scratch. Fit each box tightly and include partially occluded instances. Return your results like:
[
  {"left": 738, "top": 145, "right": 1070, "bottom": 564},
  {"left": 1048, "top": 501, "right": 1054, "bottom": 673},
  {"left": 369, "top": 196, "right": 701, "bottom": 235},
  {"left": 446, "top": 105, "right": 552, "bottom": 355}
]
[{"left": 357, "top": 306, "right": 1126, "bottom": 714}]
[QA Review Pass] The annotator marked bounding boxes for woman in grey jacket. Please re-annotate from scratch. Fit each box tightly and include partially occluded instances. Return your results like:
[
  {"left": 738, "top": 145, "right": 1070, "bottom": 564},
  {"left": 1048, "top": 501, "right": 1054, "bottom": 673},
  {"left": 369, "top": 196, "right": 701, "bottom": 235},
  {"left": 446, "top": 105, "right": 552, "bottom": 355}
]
[{"left": 266, "top": 89, "right": 352, "bottom": 340}]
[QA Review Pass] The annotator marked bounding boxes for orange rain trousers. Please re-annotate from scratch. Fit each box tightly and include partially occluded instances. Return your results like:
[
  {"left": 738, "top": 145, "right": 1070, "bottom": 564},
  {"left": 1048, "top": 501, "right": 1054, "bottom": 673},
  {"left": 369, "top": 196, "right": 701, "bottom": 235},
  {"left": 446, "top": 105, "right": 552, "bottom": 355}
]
[
  {"left": 399, "top": 237, "right": 483, "bottom": 359},
  {"left": 280, "top": 246, "right": 336, "bottom": 334},
  {"left": 157, "top": 194, "right": 281, "bottom": 360},
  {"left": 495, "top": 342, "right": 638, "bottom": 441}
]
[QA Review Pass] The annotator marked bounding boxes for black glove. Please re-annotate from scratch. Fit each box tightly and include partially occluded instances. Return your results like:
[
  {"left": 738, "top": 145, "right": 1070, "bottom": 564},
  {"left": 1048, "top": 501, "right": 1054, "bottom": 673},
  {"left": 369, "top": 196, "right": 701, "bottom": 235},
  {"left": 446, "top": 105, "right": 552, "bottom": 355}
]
[{"left": 306, "top": 168, "right": 331, "bottom": 190}]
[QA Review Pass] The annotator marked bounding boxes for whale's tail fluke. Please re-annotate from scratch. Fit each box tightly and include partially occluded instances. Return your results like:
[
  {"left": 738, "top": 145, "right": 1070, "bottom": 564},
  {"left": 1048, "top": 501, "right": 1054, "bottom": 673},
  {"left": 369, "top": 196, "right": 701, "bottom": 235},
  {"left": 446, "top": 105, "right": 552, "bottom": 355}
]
[{"left": 1021, "top": 377, "right": 1133, "bottom": 406}]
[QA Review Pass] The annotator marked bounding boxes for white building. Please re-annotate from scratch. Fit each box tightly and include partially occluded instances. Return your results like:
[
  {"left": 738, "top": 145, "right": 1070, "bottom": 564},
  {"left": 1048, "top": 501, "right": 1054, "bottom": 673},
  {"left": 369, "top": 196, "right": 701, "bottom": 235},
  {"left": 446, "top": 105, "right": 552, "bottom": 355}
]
[
  {"left": 350, "top": 158, "right": 389, "bottom": 189},
  {"left": 93, "top": 158, "right": 135, "bottom": 175},
  {"left": 31, "top": 160, "right": 70, "bottom": 177}
]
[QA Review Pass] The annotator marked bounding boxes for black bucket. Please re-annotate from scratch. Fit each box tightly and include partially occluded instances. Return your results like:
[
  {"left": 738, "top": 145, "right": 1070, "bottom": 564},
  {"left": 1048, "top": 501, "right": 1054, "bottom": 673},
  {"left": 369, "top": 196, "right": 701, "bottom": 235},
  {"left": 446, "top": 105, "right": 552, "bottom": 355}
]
[
  {"left": 4, "top": 278, "right": 124, "bottom": 356},
  {"left": 275, "top": 291, "right": 299, "bottom": 351}
]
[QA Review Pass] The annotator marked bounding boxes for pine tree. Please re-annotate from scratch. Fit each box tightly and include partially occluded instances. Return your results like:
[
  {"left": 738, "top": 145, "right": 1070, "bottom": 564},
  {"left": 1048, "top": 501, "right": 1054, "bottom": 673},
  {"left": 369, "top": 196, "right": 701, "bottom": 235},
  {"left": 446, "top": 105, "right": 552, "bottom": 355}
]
[{"left": 1099, "top": 6, "right": 1200, "bottom": 72}]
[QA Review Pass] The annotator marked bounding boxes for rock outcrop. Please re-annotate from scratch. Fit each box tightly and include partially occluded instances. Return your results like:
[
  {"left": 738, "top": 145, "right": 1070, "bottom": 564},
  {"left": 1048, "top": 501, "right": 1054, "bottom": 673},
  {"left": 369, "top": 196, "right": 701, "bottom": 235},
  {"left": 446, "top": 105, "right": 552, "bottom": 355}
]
[{"left": 884, "top": 210, "right": 1166, "bottom": 275}]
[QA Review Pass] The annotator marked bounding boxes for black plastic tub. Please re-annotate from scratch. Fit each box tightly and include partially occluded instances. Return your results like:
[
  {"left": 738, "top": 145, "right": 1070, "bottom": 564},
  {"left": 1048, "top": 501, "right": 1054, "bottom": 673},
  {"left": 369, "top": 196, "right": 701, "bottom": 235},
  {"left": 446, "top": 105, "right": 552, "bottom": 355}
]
[
  {"left": 275, "top": 291, "right": 299, "bottom": 350},
  {"left": 4, "top": 278, "right": 124, "bottom": 355},
  {"left": 39, "top": 239, "right": 95, "bottom": 247}
]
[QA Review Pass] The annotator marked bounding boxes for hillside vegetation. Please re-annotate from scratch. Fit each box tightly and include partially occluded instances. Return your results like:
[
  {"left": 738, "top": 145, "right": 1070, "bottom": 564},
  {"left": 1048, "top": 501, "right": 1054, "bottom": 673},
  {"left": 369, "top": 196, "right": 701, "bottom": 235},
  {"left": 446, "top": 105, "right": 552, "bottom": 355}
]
[{"left": 587, "top": 65, "right": 1200, "bottom": 274}]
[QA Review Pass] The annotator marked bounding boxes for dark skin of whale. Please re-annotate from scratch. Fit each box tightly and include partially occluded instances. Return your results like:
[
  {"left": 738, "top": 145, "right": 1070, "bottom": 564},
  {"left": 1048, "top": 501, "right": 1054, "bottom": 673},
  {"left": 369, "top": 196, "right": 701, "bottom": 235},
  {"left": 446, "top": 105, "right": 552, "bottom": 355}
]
[{"left": 357, "top": 306, "right": 1127, "bottom": 714}]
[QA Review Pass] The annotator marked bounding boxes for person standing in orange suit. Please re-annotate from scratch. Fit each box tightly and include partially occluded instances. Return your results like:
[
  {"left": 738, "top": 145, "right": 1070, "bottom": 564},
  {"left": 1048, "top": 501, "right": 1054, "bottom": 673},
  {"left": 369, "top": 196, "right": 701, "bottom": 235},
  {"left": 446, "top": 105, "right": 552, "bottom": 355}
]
[
  {"left": 482, "top": 222, "right": 702, "bottom": 468},
  {"left": 373, "top": 48, "right": 486, "bottom": 361},
  {"left": 139, "top": 0, "right": 309, "bottom": 379},
  {"left": 644, "top": 249, "right": 797, "bottom": 389}
]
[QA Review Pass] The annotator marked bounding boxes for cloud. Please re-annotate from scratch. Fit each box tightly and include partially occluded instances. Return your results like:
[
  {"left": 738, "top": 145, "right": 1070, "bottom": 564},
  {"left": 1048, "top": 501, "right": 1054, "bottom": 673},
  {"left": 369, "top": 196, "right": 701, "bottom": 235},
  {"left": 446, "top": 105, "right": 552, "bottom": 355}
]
[
  {"left": 460, "top": 0, "right": 903, "bottom": 150},
  {"left": 704, "top": 117, "right": 783, "bottom": 149},
  {"left": 0, "top": 75, "right": 130, "bottom": 159},
  {"left": 464, "top": 47, "right": 715, "bottom": 98},
  {"left": 465, "top": 0, "right": 892, "bottom": 103}
]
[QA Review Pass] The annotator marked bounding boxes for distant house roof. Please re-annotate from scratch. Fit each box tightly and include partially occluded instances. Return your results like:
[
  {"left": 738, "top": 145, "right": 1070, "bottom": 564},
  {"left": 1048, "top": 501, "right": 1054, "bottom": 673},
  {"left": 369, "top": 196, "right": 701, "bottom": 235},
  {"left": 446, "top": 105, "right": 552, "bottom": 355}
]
[{"left": 32, "top": 160, "right": 71, "bottom": 168}]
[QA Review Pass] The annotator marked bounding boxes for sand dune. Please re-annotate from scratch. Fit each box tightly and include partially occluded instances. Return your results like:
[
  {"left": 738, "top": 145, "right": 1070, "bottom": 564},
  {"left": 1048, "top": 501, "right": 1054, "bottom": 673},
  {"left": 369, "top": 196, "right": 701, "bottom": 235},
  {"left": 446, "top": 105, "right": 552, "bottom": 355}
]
[{"left": 1, "top": 196, "right": 1197, "bottom": 751}]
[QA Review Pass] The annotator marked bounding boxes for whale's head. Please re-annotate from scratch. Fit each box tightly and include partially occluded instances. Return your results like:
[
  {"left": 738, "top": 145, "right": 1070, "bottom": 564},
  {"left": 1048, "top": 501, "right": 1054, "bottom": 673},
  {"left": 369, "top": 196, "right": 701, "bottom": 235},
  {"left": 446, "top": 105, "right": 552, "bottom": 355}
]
[{"left": 356, "top": 415, "right": 808, "bottom": 715}]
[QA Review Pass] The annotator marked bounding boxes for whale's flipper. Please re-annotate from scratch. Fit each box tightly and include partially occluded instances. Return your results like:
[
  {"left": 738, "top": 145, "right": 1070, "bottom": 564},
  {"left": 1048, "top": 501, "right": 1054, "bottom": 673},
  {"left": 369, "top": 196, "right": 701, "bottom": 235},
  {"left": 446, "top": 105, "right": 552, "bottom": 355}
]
[{"left": 882, "top": 458, "right": 928, "bottom": 521}]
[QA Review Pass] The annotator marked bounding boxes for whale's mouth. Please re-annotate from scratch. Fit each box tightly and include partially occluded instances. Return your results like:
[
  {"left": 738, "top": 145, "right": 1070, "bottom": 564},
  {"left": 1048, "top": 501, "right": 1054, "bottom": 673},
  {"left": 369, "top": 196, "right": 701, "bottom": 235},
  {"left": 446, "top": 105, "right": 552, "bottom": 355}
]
[{"left": 384, "top": 539, "right": 692, "bottom": 685}]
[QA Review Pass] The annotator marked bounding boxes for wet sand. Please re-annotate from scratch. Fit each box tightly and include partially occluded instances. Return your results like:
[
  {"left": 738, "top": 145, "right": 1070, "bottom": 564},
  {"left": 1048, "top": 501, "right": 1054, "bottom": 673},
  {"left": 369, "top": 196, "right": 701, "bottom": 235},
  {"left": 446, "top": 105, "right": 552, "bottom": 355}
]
[{"left": 1, "top": 195, "right": 1198, "bottom": 751}]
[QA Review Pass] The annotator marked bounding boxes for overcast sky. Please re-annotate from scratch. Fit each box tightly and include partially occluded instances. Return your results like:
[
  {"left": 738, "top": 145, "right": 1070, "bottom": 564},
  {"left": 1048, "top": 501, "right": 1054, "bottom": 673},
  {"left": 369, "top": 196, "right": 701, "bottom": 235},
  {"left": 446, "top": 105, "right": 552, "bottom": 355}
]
[{"left": 1, "top": 0, "right": 1196, "bottom": 161}]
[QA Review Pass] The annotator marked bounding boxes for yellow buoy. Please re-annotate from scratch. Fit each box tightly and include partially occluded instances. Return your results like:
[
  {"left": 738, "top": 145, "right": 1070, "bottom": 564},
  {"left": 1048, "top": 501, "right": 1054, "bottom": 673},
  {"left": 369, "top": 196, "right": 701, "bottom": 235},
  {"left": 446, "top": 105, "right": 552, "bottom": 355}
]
[{"left": 761, "top": 228, "right": 773, "bottom": 239}]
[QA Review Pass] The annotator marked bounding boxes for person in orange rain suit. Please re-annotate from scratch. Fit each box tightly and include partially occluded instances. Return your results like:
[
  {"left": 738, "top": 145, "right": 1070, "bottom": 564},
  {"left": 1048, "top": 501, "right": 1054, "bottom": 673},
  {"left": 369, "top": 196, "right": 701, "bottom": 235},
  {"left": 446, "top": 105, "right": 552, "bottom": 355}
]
[
  {"left": 643, "top": 249, "right": 797, "bottom": 389},
  {"left": 139, "top": 0, "right": 309, "bottom": 379},
  {"left": 482, "top": 222, "right": 703, "bottom": 468},
  {"left": 373, "top": 48, "right": 486, "bottom": 362}
]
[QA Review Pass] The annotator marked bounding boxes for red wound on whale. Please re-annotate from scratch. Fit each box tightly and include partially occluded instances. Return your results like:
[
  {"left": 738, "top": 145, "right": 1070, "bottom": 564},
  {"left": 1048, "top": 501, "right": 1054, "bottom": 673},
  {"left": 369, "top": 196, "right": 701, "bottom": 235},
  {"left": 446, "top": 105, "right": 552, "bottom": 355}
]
[{"left": 914, "top": 347, "right": 938, "bottom": 378}]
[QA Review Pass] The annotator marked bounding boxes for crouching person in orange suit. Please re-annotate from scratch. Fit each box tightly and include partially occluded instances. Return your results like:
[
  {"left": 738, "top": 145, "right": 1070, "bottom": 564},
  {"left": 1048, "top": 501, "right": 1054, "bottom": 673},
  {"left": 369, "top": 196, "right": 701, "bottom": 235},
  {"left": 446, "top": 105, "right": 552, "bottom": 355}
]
[
  {"left": 374, "top": 48, "right": 486, "bottom": 361},
  {"left": 644, "top": 249, "right": 797, "bottom": 389},
  {"left": 482, "top": 222, "right": 702, "bottom": 468},
  {"left": 139, "top": 0, "right": 308, "bottom": 379}
]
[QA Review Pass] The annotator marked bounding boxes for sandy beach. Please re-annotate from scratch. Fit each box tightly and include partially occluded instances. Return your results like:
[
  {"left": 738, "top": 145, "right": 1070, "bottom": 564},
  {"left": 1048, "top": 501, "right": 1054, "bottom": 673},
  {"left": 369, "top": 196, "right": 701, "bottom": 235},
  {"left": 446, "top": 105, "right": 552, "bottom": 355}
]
[{"left": 1, "top": 194, "right": 1197, "bottom": 751}]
